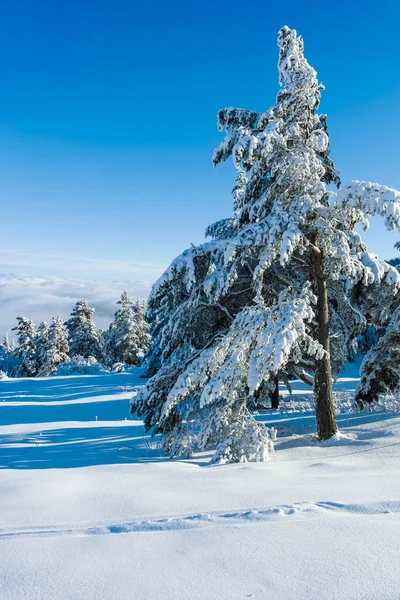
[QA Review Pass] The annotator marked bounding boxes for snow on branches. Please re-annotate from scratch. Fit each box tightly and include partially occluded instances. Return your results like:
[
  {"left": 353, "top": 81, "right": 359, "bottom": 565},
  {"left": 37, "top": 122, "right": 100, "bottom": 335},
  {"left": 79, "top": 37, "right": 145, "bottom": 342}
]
[
  {"left": 356, "top": 305, "right": 400, "bottom": 404},
  {"left": 2, "top": 293, "right": 151, "bottom": 378},
  {"left": 334, "top": 181, "right": 400, "bottom": 232},
  {"left": 132, "top": 26, "right": 400, "bottom": 461},
  {"left": 162, "top": 284, "right": 322, "bottom": 421},
  {"left": 103, "top": 292, "right": 151, "bottom": 367}
]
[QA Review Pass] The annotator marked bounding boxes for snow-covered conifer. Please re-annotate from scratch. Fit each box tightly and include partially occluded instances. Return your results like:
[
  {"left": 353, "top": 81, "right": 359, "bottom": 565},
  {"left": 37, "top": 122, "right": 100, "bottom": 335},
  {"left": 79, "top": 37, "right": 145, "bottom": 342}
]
[
  {"left": 356, "top": 301, "right": 400, "bottom": 404},
  {"left": 134, "top": 300, "right": 152, "bottom": 363},
  {"left": 40, "top": 316, "right": 70, "bottom": 376},
  {"left": 12, "top": 317, "right": 37, "bottom": 377},
  {"left": 3, "top": 333, "right": 11, "bottom": 354},
  {"left": 65, "top": 299, "right": 102, "bottom": 360},
  {"left": 102, "top": 324, "right": 118, "bottom": 367},
  {"left": 0, "top": 333, "right": 15, "bottom": 376},
  {"left": 34, "top": 321, "right": 50, "bottom": 374},
  {"left": 103, "top": 293, "right": 150, "bottom": 366},
  {"left": 132, "top": 27, "right": 400, "bottom": 462},
  {"left": 388, "top": 241, "right": 400, "bottom": 269}
]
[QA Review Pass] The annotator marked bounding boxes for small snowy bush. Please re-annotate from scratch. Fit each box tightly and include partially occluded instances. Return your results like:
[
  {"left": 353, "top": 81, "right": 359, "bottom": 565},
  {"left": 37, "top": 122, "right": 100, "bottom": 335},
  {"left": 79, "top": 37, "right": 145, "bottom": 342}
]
[
  {"left": 111, "top": 362, "right": 126, "bottom": 373},
  {"left": 55, "top": 355, "right": 109, "bottom": 376}
]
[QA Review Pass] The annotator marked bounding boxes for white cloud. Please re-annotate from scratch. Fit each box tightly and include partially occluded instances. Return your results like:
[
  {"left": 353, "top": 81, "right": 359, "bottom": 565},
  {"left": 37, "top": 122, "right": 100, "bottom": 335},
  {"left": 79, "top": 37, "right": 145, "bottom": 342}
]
[
  {"left": 0, "top": 273, "right": 156, "bottom": 336},
  {"left": 0, "top": 250, "right": 168, "bottom": 336}
]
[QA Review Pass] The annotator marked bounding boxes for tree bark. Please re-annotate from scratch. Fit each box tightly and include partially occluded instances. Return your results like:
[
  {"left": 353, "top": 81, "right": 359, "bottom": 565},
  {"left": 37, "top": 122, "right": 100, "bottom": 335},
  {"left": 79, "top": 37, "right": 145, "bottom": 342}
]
[
  {"left": 271, "top": 375, "right": 280, "bottom": 409},
  {"left": 311, "top": 240, "right": 338, "bottom": 440}
]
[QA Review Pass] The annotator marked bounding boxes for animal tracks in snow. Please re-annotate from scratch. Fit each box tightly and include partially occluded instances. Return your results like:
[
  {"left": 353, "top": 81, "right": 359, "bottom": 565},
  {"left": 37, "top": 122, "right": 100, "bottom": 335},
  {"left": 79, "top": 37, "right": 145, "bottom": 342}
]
[{"left": 1, "top": 500, "right": 399, "bottom": 540}]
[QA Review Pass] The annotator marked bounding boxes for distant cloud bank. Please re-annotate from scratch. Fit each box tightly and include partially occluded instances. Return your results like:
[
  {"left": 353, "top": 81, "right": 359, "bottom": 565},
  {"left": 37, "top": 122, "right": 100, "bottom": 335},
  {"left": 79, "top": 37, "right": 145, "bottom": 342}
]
[
  {"left": 0, "top": 251, "right": 166, "bottom": 336},
  {"left": 0, "top": 273, "right": 154, "bottom": 336}
]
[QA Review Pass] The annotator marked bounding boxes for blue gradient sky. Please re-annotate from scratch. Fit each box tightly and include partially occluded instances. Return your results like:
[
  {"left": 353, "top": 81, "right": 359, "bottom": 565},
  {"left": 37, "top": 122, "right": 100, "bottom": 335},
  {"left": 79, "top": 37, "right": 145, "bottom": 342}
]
[{"left": 0, "top": 0, "right": 399, "bottom": 331}]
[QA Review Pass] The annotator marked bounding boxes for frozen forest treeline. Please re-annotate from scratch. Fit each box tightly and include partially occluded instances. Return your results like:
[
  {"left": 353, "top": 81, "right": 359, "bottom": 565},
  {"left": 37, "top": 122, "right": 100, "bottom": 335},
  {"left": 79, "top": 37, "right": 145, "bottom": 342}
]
[
  {"left": 131, "top": 26, "right": 400, "bottom": 463},
  {"left": 0, "top": 292, "right": 151, "bottom": 377}
]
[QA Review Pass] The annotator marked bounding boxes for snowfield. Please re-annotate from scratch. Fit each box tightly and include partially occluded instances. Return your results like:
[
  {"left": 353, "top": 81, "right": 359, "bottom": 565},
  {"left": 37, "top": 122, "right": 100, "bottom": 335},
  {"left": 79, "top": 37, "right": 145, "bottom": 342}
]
[{"left": 1, "top": 362, "right": 400, "bottom": 600}]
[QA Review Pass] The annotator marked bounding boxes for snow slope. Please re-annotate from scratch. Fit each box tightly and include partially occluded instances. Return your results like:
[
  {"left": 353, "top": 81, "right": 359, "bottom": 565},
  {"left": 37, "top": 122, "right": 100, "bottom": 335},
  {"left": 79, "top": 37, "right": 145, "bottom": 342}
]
[{"left": 1, "top": 363, "right": 399, "bottom": 600}]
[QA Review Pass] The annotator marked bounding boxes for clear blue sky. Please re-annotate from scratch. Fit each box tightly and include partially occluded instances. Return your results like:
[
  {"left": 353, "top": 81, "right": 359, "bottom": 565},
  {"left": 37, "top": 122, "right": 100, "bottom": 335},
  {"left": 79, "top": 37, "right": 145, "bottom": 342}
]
[{"left": 1, "top": 0, "right": 400, "bottom": 275}]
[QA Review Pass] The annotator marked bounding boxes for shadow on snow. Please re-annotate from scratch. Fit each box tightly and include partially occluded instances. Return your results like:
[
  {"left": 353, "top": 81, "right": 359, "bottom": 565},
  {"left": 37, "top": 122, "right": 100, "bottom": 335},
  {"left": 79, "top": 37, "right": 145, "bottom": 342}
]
[
  {"left": 1, "top": 361, "right": 398, "bottom": 470},
  {"left": 0, "top": 422, "right": 167, "bottom": 470}
]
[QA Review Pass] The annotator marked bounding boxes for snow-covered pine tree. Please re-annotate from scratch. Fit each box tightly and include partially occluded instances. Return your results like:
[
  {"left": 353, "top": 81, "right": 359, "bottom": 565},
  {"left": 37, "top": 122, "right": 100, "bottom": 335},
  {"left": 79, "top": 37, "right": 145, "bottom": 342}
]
[
  {"left": 0, "top": 333, "right": 15, "bottom": 376},
  {"left": 132, "top": 26, "right": 400, "bottom": 462},
  {"left": 12, "top": 317, "right": 37, "bottom": 377},
  {"left": 102, "top": 323, "right": 118, "bottom": 367},
  {"left": 355, "top": 241, "right": 400, "bottom": 403},
  {"left": 40, "top": 316, "right": 70, "bottom": 376},
  {"left": 103, "top": 292, "right": 150, "bottom": 366},
  {"left": 65, "top": 299, "right": 102, "bottom": 360},
  {"left": 3, "top": 333, "right": 11, "bottom": 354},
  {"left": 356, "top": 305, "right": 400, "bottom": 405},
  {"left": 97, "top": 328, "right": 105, "bottom": 348},
  {"left": 34, "top": 321, "right": 50, "bottom": 374},
  {"left": 113, "top": 298, "right": 139, "bottom": 366},
  {"left": 134, "top": 300, "right": 152, "bottom": 364},
  {"left": 388, "top": 241, "right": 400, "bottom": 269}
]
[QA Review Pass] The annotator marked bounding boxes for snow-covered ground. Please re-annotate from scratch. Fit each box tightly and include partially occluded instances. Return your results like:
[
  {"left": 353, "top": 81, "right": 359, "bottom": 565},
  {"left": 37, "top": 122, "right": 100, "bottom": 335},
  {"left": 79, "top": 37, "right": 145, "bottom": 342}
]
[{"left": 1, "top": 361, "right": 399, "bottom": 600}]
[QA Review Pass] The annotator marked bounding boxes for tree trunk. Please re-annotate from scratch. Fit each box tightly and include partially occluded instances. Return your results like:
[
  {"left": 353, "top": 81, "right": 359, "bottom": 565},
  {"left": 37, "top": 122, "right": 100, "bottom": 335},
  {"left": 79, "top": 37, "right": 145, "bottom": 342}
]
[
  {"left": 311, "top": 241, "right": 338, "bottom": 440},
  {"left": 271, "top": 375, "right": 280, "bottom": 409}
]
